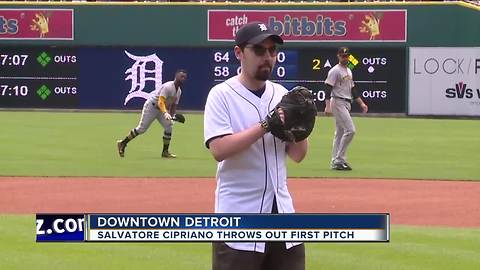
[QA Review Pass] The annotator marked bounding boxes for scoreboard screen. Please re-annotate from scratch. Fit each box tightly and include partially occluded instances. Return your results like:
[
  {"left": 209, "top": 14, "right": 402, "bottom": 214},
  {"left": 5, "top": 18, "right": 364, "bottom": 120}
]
[
  {"left": 0, "top": 48, "right": 79, "bottom": 108},
  {"left": 212, "top": 47, "right": 406, "bottom": 113},
  {"left": 0, "top": 46, "right": 405, "bottom": 112}
]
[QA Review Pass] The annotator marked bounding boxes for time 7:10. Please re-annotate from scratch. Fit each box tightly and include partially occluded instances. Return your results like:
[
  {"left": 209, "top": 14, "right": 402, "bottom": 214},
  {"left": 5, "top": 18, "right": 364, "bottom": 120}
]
[
  {"left": 0, "top": 54, "right": 29, "bottom": 65},
  {"left": 1, "top": 85, "right": 29, "bottom": 96}
]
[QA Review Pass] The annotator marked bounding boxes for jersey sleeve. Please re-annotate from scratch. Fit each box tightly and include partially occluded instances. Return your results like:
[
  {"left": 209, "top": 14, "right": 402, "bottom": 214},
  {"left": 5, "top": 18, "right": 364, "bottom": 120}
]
[
  {"left": 204, "top": 87, "right": 233, "bottom": 148},
  {"left": 325, "top": 68, "right": 337, "bottom": 87},
  {"left": 159, "top": 83, "right": 172, "bottom": 98}
]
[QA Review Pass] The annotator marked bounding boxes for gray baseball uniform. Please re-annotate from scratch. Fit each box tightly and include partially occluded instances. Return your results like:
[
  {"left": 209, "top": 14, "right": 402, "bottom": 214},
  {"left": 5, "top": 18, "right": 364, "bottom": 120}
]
[
  {"left": 136, "top": 81, "right": 182, "bottom": 134},
  {"left": 116, "top": 80, "right": 182, "bottom": 158},
  {"left": 325, "top": 64, "right": 356, "bottom": 165}
]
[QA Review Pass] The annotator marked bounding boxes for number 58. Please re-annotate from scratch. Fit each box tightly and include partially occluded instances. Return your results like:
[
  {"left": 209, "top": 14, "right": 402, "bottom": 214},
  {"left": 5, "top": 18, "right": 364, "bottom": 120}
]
[{"left": 214, "top": 66, "right": 229, "bottom": 77}]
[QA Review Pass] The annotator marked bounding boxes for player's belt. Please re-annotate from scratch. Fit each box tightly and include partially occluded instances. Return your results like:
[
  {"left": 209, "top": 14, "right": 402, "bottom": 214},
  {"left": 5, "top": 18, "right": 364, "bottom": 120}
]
[{"left": 333, "top": 96, "right": 352, "bottom": 103}]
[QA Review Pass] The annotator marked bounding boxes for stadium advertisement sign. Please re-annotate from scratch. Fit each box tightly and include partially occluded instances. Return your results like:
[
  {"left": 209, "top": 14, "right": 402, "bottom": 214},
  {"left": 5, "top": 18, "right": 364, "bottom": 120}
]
[
  {"left": 409, "top": 47, "right": 480, "bottom": 116},
  {"left": 208, "top": 10, "right": 407, "bottom": 42},
  {"left": 0, "top": 9, "right": 73, "bottom": 40}
]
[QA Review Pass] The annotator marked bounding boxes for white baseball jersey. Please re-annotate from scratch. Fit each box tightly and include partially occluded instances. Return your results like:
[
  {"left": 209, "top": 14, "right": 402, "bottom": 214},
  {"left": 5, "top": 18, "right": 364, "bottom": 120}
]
[
  {"left": 148, "top": 81, "right": 182, "bottom": 107},
  {"left": 204, "top": 76, "right": 300, "bottom": 253},
  {"left": 325, "top": 64, "right": 355, "bottom": 100}
]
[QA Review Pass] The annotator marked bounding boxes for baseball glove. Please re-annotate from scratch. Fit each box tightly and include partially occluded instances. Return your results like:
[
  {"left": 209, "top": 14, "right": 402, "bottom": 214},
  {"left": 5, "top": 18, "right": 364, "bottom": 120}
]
[
  {"left": 264, "top": 86, "right": 317, "bottom": 142},
  {"left": 173, "top": 113, "right": 185, "bottom": 124}
]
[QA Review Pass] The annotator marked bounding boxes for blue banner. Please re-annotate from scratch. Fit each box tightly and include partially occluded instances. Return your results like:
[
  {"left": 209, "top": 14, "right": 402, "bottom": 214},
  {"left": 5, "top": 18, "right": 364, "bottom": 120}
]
[
  {"left": 89, "top": 214, "right": 388, "bottom": 230},
  {"left": 36, "top": 214, "right": 85, "bottom": 242},
  {"left": 0, "top": 46, "right": 405, "bottom": 113}
]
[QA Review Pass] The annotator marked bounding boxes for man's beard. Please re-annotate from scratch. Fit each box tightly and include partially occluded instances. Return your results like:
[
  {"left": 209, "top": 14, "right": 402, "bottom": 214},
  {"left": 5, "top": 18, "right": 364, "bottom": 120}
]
[{"left": 254, "top": 64, "right": 272, "bottom": 81}]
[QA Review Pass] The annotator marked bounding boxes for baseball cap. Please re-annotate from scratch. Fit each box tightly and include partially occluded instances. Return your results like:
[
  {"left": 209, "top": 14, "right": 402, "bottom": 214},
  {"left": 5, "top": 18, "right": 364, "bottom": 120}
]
[
  {"left": 235, "top": 22, "right": 284, "bottom": 46},
  {"left": 337, "top": 47, "right": 350, "bottom": 56}
]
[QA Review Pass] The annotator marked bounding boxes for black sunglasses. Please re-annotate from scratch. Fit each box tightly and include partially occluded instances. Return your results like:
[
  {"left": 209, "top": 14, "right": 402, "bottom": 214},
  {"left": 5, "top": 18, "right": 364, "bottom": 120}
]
[{"left": 245, "top": 44, "right": 278, "bottom": 56}]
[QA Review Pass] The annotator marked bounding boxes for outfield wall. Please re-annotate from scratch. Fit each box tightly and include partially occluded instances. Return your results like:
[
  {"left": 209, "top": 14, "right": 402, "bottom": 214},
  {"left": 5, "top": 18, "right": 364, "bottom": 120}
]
[{"left": 0, "top": 2, "right": 479, "bottom": 115}]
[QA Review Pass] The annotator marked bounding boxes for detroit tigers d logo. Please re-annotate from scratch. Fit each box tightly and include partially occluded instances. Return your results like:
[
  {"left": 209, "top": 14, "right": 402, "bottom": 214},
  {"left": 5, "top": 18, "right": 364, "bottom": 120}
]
[{"left": 124, "top": 50, "right": 164, "bottom": 105}]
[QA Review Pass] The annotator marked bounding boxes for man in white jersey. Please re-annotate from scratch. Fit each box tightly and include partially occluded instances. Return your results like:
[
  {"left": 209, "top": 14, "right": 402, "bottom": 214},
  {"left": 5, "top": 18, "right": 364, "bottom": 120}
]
[
  {"left": 324, "top": 47, "right": 368, "bottom": 170},
  {"left": 116, "top": 69, "right": 187, "bottom": 158},
  {"left": 204, "top": 22, "right": 307, "bottom": 270}
]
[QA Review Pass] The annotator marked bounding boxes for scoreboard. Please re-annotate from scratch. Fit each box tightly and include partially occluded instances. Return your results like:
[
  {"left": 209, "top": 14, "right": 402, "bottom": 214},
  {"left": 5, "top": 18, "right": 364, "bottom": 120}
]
[
  {"left": 211, "top": 47, "right": 406, "bottom": 113},
  {"left": 0, "top": 48, "right": 79, "bottom": 108},
  {"left": 0, "top": 46, "right": 405, "bottom": 112}
]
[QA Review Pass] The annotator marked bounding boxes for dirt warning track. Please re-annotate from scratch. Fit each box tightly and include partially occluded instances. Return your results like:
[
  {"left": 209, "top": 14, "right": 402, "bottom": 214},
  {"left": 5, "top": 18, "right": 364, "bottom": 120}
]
[{"left": 1, "top": 177, "right": 479, "bottom": 227}]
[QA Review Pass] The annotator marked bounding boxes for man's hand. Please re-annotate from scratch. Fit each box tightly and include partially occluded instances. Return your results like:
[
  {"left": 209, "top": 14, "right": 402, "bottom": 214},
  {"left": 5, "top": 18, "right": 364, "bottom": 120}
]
[
  {"left": 278, "top": 107, "right": 285, "bottom": 123},
  {"left": 360, "top": 103, "right": 368, "bottom": 113},
  {"left": 164, "top": 112, "right": 172, "bottom": 121},
  {"left": 324, "top": 100, "right": 332, "bottom": 116}
]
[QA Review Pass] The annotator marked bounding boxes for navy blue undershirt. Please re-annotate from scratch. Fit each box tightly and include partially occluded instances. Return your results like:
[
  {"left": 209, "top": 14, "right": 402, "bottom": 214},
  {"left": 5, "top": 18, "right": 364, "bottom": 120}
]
[
  {"left": 247, "top": 85, "right": 266, "bottom": 98},
  {"left": 271, "top": 196, "right": 278, "bottom": 214}
]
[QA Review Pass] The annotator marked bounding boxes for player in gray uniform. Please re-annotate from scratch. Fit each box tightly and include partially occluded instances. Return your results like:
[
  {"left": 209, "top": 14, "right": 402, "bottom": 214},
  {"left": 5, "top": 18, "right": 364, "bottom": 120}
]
[
  {"left": 324, "top": 47, "right": 368, "bottom": 170},
  {"left": 116, "top": 69, "right": 187, "bottom": 158}
]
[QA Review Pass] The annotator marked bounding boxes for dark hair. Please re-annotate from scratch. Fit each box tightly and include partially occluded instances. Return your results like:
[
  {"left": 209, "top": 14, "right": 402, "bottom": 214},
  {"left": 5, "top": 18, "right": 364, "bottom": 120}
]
[
  {"left": 337, "top": 47, "right": 350, "bottom": 56},
  {"left": 237, "top": 43, "right": 248, "bottom": 51},
  {"left": 175, "top": 69, "right": 188, "bottom": 75}
]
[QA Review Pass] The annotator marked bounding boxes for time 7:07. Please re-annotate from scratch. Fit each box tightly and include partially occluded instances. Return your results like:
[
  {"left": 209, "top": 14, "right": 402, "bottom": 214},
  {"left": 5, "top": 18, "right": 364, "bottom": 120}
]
[{"left": 0, "top": 54, "right": 29, "bottom": 66}]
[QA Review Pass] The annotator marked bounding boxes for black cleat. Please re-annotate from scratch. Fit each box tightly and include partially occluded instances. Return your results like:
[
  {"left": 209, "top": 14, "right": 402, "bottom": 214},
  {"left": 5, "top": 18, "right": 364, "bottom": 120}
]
[
  {"left": 332, "top": 163, "right": 352, "bottom": 171},
  {"left": 161, "top": 151, "right": 177, "bottom": 158},
  {"left": 116, "top": 140, "right": 126, "bottom": 157}
]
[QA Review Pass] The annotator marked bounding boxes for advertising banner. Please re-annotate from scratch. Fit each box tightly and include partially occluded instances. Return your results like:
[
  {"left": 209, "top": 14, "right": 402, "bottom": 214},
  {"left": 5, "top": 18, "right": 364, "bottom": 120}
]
[
  {"left": 409, "top": 47, "right": 480, "bottom": 116},
  {"left": 208, "top": 10, "right": 406, "bottom": 42},
  {"left": 0, "top": 9, "right": 73, "bottom": 40}
]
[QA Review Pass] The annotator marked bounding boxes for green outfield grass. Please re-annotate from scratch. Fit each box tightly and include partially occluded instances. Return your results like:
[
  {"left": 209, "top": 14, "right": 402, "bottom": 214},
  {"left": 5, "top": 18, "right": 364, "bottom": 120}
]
[
  {"left": 1, "top": 215, "right": 479, "bottom": 270},
  {"left": 0, "top": 111, "right": 479, "bottom": 180}
]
